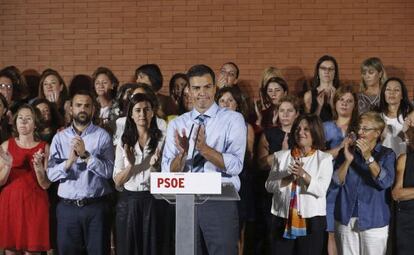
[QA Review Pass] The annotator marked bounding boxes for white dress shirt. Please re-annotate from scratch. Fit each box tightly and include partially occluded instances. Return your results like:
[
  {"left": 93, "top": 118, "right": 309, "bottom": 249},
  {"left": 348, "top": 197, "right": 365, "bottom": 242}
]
[{"left": 113, "top": 137, "right": 164, "bottom": 192}]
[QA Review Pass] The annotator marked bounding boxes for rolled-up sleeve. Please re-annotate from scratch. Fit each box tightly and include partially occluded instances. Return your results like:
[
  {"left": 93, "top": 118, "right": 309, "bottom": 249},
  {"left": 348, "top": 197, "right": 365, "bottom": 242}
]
[
  {"left": 306, "top": 153, "right": 334, "bottom": 197},
  {"left": 86, "top": 132, "right": 114, "bottom": 179},
  {"left": 161, "top": 120, "right": 178, "bottom": 172},
  {"left": 222, "top": 114, "right": 247, "bottom": 176},
  {"left": 47, "top": 134, "right": 71, "bottom": 182},
  {"left": 372, "top": 150, "right": 395, "bottom": 190}
]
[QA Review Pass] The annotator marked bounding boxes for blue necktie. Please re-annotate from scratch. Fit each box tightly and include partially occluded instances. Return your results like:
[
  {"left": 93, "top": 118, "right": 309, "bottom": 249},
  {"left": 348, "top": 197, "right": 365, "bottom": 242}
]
[{"left": 192, "top": 114, "right": 208, "bottom": 172}]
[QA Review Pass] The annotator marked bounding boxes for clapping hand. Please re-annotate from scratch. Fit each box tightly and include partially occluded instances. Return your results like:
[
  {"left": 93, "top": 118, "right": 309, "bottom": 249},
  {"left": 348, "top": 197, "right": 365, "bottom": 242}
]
[
  {"left": 149, "top": 146, "right": 162, "bottom": 170},
  {"left": 124, "top": 144, "right": 136, "bottom": 166},
  {"left": 33, "top": 149, "right": 45, "bottom": 173},
  {"left": 175, "top": 128, "right": 189, "bottom": 155},
  {"left": 288, "top": 157, "right": 305, "bottom": 178},
  {"left": 0, "top": 145, "right": 12, "bottom": 169},
  {"left": 72, "top": 136, "right": 86, "bottom": 158}
]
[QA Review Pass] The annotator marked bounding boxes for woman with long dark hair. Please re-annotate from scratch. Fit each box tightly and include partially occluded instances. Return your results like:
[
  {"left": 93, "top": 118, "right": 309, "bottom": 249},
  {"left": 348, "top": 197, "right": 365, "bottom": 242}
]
[
  {"left": 113, "top": 93, "right": 164, "bottom": 255},
  {"left": 304, "top": 55, "right": 340, "bottom": 122},
  {"left": 378, "top": 77, "right": 414, "bottom": 157}
]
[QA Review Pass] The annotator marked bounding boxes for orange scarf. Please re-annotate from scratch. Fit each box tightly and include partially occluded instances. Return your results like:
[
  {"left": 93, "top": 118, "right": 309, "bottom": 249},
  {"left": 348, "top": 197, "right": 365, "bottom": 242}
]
[{"left": 282, "top": 147, "right": 315, "bottom": 239}]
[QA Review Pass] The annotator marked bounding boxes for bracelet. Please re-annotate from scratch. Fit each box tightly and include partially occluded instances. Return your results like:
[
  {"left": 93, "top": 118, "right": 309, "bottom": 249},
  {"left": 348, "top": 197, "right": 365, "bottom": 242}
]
[{"left": 302, "top": 172, "right": 307, "bottom": 179}]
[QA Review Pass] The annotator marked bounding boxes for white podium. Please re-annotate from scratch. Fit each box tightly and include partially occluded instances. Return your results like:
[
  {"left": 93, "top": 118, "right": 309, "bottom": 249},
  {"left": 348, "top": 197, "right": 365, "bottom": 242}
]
[{"left": 151, "top": 172, "right": 240, "bottom": 255}]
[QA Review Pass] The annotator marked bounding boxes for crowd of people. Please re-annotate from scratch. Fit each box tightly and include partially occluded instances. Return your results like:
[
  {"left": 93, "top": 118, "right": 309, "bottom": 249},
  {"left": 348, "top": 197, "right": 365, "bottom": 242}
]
[{"left": 0, "top": 56, "right": 413, "bottom": 255}]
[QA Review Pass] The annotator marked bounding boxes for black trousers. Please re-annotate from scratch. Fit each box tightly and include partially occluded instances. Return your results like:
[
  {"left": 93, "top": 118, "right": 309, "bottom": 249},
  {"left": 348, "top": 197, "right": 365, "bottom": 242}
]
[
  {"left": 197, "top": 200, "right": 239, "bottom": 255},
  {"left": 395, "top": 209, "right": 414, "bottom": 255},
  {"left": 270, "top": 215, "right": 326, "bottom": 255},
  {"left": 115, "top": 190, "right": 157, "bottom": 255},
  {"left": 56, "top": 198, "right": 111, "bottom": 255}
]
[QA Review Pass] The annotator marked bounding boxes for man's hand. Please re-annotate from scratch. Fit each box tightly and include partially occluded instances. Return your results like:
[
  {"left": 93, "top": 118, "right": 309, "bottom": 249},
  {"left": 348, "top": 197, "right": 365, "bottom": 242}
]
[
  {"left": 175, "top": 128, "right": 189, "bottom": 155},
  {"left": 195, "top": 125, "right": 209, "bottom": 154},
  {"left": 72, "top": 136, "right": 87, "bottom": 158}
]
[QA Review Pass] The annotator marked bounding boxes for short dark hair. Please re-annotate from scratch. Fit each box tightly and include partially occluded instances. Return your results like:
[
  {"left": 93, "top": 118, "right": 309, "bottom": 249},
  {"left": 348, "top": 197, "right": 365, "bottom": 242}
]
[
  {"left": 122, "top": 93, "right": 162, "bottom": 154},
  {"left": 222, "top": 62, "right": 240, "bottom": 79},
  {"left": 215, "top": 86, "right": 247, "bottom": 118},
  {"left": 1, "top": 66, "right": 29, "bottom": 101},
  {"left": 290, "top": 114, "right": 326, "bottom": 150},
  {"left": 70, "top": 90, "right": 95, "bottom": 105},
  {"left": 134, "top": 64, "right": 163, "bottom": 92},
  {"left": 187, "top": 64, "right": 215, "bottom": 85},
  {"left": 92, "top": 66, "right": 119, "bottom": 100}
]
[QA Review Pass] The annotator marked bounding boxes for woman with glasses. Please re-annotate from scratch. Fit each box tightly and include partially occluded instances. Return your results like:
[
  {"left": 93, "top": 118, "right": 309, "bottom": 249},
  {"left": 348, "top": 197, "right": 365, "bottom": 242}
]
[
  {"left": 304, "top": 55, "right": 340, "bottom": 122},
  {"left": 358, "top": 57, "right": 387, "bottom": 114},
  {"left": 92, "top": 67, "right": 120, "bottom": 135},
  {"left": 392, "top": 126, "right": 414, "bottom": 255},
  {"left": 266, "top": 114, "right": 333, "bottom": 255},
  {"left": 378, "top": 77, "right": 414, "bottom": 157},
  {"left": 333, "top": 111, "right": 395, "bottom": 254}
]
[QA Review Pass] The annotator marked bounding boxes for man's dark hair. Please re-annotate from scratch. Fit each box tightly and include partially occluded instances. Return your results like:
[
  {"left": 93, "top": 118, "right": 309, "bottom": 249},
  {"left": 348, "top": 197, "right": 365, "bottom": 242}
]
[
  {"left": 134, "top": 64, "right": 163, "bottom": 92},
  {"left": 187, "top": 64, "right": 215, "bottom": 85},
  {"left": 223, "top": 62, "right": 240, "bottom": 79}
]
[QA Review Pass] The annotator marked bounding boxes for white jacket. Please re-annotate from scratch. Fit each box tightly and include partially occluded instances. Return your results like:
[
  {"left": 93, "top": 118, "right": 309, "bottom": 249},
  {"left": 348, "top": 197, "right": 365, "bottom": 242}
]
[{"left": 265, "top": 149, "right": 333, "bottom": 218}]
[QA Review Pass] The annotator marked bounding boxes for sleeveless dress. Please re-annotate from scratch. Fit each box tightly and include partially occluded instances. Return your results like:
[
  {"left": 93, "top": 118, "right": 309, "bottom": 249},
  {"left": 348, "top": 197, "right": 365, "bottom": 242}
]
[{"left": 0, "top": 138, "right": 50, "bottom": 251}]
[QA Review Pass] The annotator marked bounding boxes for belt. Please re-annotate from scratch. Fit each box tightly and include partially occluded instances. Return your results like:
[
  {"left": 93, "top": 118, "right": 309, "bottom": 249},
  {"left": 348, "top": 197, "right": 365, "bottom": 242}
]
[{"left": 62, "top": 195, "right": 108, "bottom": 207}]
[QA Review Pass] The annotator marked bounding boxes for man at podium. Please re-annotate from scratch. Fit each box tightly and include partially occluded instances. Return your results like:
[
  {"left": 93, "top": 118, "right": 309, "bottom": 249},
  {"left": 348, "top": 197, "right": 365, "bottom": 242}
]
[{"left": 162, "top": 64, "right": 247, "bottom": 255}]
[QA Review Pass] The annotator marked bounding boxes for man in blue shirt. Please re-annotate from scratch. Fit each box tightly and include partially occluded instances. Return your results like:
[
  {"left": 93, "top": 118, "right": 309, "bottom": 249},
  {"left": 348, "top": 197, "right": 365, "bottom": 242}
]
[
  {"left": 162, "top": 64, "right": 247, "bottom": 255},
  {"left": 47, "top": 90, "right": 114, "bottom": 255}
]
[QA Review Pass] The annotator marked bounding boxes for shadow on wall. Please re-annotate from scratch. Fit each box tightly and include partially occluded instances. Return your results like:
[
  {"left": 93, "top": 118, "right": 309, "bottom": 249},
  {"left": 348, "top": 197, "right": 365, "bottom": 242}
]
[
  {"left": 69, "top": 74, "right": 93, "bottom": 97},
  {"left": 386, "top": 65, "right": 406, "bottom": 80},
  {"left": 22, "top": 69, "right": 40, "bottom": 101},
  {"left": 283, "top": 66, "right": 307, "bottom": 97}
]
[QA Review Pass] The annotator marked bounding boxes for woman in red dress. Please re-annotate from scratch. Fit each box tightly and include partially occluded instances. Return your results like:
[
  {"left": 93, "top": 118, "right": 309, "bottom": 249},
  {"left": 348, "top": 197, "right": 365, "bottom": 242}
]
[{"left": 0, "top": 104, "right": 51, "bottom": 254}]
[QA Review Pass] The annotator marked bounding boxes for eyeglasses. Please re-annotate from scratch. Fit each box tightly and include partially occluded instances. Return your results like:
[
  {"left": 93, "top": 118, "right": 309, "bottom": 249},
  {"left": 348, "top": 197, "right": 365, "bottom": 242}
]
[
  {"left": 358, "top": 127, "right": 378, "bottom": 132},
  {"left": 319, "top": 66, "right": 335, "bottom": 73},
  {"left": 220, "top": 69, "right": 237, "bottom": 78},
  {"left": 0, "top": 83, "right": 12, "bottom": 90}
]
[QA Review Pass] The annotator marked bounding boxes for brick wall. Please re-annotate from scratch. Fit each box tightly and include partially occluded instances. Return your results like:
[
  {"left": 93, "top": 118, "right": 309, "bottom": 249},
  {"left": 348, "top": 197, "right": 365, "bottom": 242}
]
[{"left": 1, "top": 0, "right": 414, "bottom": 98}]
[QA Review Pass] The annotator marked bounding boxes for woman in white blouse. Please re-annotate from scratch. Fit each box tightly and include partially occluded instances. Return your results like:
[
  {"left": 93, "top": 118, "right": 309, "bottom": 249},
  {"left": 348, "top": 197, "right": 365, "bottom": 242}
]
[
  {"left": 113, "top": 93, "right": 164, "bottom": 255},
  {"left": 265, "top": 114, "right": 333, "bottom": 255}
]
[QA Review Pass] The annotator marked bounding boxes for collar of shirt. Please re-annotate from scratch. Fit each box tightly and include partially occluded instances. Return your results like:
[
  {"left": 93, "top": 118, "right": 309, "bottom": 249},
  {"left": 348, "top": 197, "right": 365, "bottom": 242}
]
[
  {"left": 190, "top": 102, "right": 219, "bottom": 122},
  {"left": 69, "top": 122, "right": 96, "bottom": 136}
]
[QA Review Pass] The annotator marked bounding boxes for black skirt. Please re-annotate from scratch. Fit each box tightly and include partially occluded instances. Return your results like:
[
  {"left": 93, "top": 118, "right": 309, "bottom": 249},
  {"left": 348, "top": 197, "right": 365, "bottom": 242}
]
[{"left": 115, "top": 190, "right": 157, "bottom": 255}]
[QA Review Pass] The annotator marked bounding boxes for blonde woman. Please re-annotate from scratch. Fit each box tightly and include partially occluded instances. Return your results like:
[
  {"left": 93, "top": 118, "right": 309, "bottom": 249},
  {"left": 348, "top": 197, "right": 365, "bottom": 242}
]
[{"left": 358, "top": 57, "right": 387, "bottom": 114}]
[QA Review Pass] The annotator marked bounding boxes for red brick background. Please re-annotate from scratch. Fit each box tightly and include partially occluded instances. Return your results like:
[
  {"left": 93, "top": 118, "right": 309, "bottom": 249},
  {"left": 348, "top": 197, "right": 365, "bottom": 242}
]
[{"left": 1, "top": 0, "right": 413, "bottom": 98}]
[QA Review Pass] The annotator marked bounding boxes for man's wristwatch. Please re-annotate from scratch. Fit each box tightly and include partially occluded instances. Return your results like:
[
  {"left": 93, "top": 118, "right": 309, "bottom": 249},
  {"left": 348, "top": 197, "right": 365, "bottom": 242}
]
[
  {"left": 80, "top": 151, "right": 90, "bottom": 160},
  {"left": 366, "top": 156, "right": 375, "bottom": 165}
]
